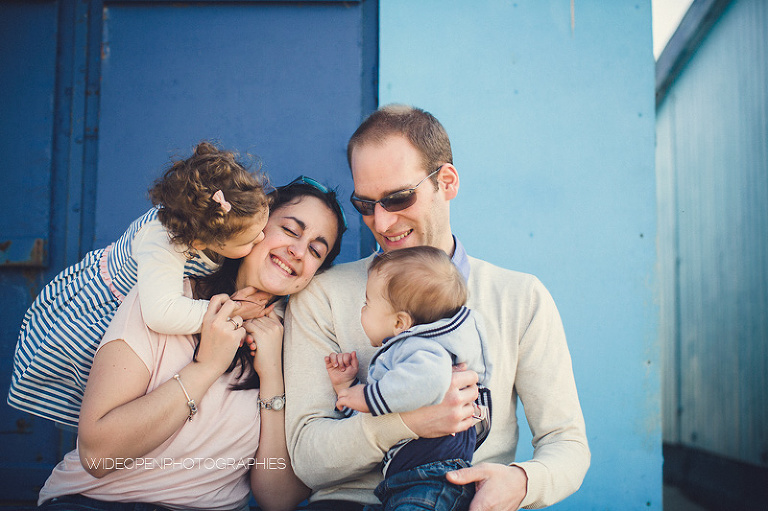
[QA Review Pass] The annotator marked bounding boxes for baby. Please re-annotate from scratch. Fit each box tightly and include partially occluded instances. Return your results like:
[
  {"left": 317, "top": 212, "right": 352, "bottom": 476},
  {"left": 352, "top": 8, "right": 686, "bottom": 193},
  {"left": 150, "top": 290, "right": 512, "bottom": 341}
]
[{"left": 326, "top": 245, "right": 492, "bottom": 511}]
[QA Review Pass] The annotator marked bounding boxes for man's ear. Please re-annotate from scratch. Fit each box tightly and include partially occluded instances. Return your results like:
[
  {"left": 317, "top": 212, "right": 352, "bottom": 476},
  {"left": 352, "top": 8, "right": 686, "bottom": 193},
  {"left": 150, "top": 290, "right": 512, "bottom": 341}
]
[
  {"left": 437, "top": 164, "right": 459, "bottom": 200},
  {"left": 394, "top": 311, "right": 414, "bottom": 335}
]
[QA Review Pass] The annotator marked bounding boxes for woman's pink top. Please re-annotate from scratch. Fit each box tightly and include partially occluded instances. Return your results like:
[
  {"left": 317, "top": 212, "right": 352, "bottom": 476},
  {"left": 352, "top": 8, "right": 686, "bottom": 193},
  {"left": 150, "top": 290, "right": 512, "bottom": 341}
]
[{"left": 38, "top": 282, "right": 261, "bottom": 511}]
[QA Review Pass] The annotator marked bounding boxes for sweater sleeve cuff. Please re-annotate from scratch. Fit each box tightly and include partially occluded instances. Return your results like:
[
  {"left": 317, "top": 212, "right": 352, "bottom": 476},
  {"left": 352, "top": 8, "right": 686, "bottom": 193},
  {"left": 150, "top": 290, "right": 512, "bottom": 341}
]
[
  {"left": 359, "top": 412, "right": 417, "bottom": 453},
  {"left": 511, "top": 461, "right": 547, "bottom": 509}
]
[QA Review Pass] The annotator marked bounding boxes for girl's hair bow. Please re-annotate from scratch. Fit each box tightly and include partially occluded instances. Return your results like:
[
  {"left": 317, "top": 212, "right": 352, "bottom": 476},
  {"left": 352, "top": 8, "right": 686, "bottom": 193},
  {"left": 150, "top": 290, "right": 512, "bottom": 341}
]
[{"left": 212, "top": 190, "right": 232, "bottom": 213}]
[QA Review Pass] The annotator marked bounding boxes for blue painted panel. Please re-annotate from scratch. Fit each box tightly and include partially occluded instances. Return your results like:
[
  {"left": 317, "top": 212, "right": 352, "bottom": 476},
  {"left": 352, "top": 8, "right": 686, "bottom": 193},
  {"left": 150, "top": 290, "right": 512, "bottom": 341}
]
[
  {"left": 0, "top": 1, "right": 65, "bottom": 504},
  {"left": 380, "top": 1, "right": 659, "bottom": 509},
  {"left": 0, "top": 239, "right": 47, "bottom": 267},
  {"left": 94, "top": 1, "right": 366, "bottom": 263},
  {"left": 0, "top": 0, "right": 376, "bottom": 503},
  {"left": 0, "top": 2, "right": 56, "bottom": 266}
]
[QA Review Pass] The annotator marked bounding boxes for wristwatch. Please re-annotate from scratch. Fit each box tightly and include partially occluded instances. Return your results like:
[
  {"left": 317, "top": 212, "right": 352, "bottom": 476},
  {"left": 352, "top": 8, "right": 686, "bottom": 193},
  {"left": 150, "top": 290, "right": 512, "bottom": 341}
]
[{"left": 258, "top": 394, "right": 286, "bottom": 411}]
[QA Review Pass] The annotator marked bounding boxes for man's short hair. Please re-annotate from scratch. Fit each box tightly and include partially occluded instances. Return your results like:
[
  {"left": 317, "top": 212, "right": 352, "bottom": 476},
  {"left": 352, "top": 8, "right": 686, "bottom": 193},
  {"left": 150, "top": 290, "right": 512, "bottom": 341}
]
[
  {"left": 347, "top": 104, "right": 453, "bottom": 187},
  {"left": 369, "top": 246, "right": 467, "bottom": 326}
]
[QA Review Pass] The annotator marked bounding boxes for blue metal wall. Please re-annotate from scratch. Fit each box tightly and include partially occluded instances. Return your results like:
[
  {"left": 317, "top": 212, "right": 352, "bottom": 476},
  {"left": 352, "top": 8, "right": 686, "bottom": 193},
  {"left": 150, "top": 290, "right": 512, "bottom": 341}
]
[
  {"left": 657, "top": 0, "right": 768, "bottom": 467},
  {"left": 379, "top": 1, "right": 659, "bottom": 509},
  {"left": 0, "top": 0, "right": 377, "bottom": 502},
  {"left": 2, "top": 1, "right": 665, "bottom": 507},
  {"left": 0, "top": 1, "right": 65, "bottom": 500}
]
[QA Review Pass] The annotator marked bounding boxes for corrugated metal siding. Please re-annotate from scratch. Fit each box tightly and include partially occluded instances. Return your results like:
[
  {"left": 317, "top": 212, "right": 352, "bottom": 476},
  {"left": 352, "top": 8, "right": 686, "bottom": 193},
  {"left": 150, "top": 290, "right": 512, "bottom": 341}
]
[
  {"left": 656, "top": 103, "right": 680, "bottom": 445},
  {"left": 656, "top": 0, "right": 768, "bottom": 466}
]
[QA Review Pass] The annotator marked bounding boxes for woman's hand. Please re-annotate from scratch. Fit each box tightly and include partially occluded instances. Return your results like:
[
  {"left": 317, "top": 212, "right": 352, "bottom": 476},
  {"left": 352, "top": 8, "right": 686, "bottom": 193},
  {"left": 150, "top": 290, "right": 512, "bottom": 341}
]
[
  {"left": 196, "top": 294, "right": 248, "bottom": 375},
  {"left": 244, "top": 310, "right": 284, "bottom": 379}
]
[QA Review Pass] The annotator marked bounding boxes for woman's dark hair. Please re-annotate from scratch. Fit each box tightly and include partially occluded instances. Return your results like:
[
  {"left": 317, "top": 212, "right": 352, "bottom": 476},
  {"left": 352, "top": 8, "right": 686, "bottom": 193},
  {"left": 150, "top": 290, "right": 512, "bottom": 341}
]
[{"left": 192, "top": 176, "right": 347, "bottom": 390}]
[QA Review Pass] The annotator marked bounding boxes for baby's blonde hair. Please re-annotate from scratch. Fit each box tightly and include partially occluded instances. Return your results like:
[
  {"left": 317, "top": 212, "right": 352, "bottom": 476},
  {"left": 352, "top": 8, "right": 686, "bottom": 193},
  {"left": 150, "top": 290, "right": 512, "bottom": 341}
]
[{"left": 369, "top": 246, "right": 467, "bottom": 326}]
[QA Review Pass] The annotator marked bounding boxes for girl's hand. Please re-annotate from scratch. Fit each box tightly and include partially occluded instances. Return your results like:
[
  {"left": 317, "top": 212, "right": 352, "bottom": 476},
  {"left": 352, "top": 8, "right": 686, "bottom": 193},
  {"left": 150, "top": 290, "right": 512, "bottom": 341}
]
[
  {"left": 231, "top": 286, "right": 275, "bottom": 321},
  {"left": 243, "top": 310, "right": 284, "bottom": 379},
  {"left": 197, "top": 294, "right": 247, "bottom": 375}
]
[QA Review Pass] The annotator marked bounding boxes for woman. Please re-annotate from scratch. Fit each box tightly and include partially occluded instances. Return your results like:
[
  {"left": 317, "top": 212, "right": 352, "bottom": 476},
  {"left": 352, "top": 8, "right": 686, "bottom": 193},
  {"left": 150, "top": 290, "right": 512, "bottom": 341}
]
[{"left": 37, "top": 177, "right": 347, "bottom": 511}]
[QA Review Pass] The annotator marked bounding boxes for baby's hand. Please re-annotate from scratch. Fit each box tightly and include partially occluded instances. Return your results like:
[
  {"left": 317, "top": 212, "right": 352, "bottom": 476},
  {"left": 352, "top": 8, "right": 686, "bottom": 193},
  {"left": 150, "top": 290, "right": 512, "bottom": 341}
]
[
  {"left": 336, "top": 384, "right": 369, "bottom": 413},
  {"left": 325, "top": 351, "right": 359, "bottom": 390},
  {"left": 231, "top": 287, "right": 275, "bottom": 321}
]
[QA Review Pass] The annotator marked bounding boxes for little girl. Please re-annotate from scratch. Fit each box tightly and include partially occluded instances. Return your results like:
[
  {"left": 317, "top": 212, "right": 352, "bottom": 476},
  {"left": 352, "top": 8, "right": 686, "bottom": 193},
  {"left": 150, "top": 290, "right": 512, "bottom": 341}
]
[{"left": 8, "top": 141, "right": 270, "bottom": 428}]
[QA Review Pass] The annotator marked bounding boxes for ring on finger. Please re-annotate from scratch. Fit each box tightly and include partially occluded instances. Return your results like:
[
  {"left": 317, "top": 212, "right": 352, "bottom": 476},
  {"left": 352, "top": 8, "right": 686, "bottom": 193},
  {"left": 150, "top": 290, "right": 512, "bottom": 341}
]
[{"left": 227, "top": 317, "right": 242, "bottom": 330}]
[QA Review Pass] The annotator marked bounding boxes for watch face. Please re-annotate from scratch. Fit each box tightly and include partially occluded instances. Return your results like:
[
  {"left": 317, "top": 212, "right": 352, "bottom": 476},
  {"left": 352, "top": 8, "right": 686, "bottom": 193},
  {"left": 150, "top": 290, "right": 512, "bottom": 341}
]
[{"left": 271, "top": 396, "right": 285, "bottom": 411}]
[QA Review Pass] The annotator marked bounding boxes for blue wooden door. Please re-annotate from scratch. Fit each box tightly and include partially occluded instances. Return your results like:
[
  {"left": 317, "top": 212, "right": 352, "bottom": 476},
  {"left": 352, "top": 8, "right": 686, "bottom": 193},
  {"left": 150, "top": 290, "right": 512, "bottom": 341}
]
[{"left": 0, "top": 0, "right": 376, "bottom": 503}]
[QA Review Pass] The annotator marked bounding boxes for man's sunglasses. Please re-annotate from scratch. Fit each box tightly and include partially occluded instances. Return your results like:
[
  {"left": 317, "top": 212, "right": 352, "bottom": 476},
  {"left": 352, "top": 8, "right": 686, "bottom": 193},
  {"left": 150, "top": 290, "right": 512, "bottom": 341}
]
[
  {"left": 349, "top": 165, "right": 444, "bottom": 216},
  {"left": 285, "top": 175, "right": 348, "bottom": 229}
]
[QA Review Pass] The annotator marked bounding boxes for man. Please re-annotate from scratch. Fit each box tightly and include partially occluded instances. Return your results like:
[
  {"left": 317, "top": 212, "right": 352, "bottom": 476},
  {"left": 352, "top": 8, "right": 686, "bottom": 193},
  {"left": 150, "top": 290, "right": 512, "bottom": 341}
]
[{"left": 284, "top": 104, "right": 589, "bottom": 510}]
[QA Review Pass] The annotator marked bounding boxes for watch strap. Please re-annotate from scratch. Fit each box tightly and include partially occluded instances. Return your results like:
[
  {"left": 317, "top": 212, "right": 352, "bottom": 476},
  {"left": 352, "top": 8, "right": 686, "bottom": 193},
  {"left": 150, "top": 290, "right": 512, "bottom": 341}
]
[{"left": 258, "top": 394, "right": 286, "bottom": 410}]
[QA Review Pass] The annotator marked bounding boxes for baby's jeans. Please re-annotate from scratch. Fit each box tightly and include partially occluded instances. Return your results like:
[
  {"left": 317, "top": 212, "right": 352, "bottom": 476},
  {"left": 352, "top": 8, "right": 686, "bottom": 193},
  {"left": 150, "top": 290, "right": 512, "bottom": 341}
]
[{"left": 365, "top": 459, "right": 475, "bottom": 511}]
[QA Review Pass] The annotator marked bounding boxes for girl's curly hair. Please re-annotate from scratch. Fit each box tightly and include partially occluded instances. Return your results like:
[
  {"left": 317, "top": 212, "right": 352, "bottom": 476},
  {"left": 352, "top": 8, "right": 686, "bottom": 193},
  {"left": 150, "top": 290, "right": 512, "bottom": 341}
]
[{"left": 149, "top": 141, "right": 268, "bottom": 248}]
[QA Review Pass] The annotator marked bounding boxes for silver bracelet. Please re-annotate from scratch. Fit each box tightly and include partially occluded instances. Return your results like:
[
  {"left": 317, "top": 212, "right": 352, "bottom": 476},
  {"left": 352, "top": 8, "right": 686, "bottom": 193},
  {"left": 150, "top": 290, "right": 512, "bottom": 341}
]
[{"left": 173, "top": 374, "right": 198, "bottom": 421}]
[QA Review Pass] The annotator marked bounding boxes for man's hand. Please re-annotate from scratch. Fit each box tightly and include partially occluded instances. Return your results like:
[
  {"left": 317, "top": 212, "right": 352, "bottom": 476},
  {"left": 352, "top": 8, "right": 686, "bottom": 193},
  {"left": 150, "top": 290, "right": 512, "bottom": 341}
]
[
  {"left": 325, "top": 351, "right": 359, "bottom": 395},
  {"left": 400, "top": 364, "right": 479, "bottom": 438},
  {"left": 336, "top": 384, "right": 369, "bottom": 413},
  {"left": 446, "top": 463, "right": 528, "bottom": 511}
]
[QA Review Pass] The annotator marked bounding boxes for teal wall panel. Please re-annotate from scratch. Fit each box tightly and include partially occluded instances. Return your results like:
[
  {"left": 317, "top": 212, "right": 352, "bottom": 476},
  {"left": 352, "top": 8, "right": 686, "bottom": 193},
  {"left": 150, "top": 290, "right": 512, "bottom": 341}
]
[
  {"left": 656, "top": 0, "right": 768, "bottom": 467},
  {"left": 380, "top": 1, "right": 659, "bottom": 509}
]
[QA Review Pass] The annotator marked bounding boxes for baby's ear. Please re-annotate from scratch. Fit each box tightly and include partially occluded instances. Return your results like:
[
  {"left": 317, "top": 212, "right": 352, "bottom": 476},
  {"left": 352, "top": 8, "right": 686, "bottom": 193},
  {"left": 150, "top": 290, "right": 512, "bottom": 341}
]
[{"left": 394, "top": 312, "right": 413, "bottom": 335}]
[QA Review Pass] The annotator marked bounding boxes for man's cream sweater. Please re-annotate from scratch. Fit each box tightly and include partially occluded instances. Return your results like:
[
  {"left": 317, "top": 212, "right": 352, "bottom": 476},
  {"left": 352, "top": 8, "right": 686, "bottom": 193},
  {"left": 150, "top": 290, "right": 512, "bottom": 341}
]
[{"left": 284, "top": 252, "right": 589, "bottom": 509}]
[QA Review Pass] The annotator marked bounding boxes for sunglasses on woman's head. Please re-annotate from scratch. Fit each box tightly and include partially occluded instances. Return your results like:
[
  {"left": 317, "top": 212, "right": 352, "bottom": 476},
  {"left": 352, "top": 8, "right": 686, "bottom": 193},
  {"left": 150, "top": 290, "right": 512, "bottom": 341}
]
[
  {"left": 285, "top": 175, "right": 348, "bottom": 229},
  {"left": 349, "top": 165, "right": 444, "bottom": 216}
]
